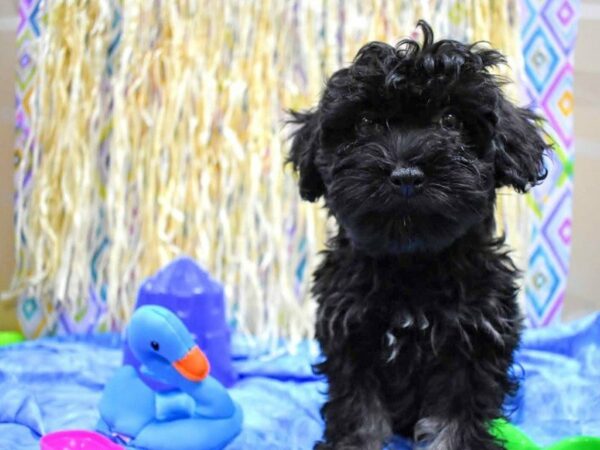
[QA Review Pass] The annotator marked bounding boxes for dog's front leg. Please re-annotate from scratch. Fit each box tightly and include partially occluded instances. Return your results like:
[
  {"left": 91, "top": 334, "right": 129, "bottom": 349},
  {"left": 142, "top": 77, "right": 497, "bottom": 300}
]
[
  {"left": 315, "top": 359, "right": 391, "bottom": 450},
  {"left": 414, "top": 352, "right": 513, "bottom": 450}
]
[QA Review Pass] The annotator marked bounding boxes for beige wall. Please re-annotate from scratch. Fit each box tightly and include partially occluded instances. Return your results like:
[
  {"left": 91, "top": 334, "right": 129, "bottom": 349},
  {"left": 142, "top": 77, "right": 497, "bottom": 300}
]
[
  {"left": 564, "top": 0, "right": 600, "bottom": 319},
  {"left": 0, "top": 2, "right": 18, "bottom": 330}
]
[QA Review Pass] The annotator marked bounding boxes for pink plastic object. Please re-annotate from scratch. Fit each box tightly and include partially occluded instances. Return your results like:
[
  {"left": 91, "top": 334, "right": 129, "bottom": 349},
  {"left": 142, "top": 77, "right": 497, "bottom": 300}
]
[{"left": 40, "top": 430, "right": 123, "bottom": 450}]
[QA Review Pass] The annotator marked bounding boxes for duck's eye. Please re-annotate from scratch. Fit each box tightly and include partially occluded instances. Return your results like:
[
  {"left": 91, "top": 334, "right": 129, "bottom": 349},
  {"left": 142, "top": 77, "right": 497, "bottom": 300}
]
[
  {"left": 439, "top": 113, "right": 460, "bottom": 129},
  {"left": 150, "top": 341, "right": 160, "bottom": 351}
]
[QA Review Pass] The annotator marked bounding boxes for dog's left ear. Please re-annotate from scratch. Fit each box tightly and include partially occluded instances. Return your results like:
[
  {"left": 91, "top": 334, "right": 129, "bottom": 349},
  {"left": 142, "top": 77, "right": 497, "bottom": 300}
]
[
  {"left": 287, "top": 110, "right": 326, "bottom": 202},
  {"left": 493, "top": 97, "right": 549, "bottom": 192}
]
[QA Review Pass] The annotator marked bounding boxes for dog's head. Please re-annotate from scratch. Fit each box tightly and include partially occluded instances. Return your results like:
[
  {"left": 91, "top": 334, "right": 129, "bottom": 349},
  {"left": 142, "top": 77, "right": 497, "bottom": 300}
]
[{"left": 288, "top": 21, "right": 549, "bottom": 256}]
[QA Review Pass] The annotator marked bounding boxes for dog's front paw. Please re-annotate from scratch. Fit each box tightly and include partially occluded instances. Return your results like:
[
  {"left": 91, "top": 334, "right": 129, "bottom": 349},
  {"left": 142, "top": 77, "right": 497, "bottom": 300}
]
[
  {"left": 314, "top": 439, "right": 382, "bottom": 450},
  {"left": 414, "top": 417, "right": 505, "bottom": 450}
]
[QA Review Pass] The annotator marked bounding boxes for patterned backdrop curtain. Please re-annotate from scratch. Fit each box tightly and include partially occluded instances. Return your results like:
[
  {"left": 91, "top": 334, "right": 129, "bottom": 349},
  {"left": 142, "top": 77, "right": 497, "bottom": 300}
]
[
  {"left": 6, "top": 0, "right": 576, "bottom": 343},
  {"left": 520, "top": 0, "right": 578, "bottom": 326}
]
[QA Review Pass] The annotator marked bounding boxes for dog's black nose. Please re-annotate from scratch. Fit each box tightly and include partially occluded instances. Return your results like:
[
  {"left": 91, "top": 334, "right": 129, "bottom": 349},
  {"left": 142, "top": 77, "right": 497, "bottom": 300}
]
[{"left": 390, "top": 167, "right": 424, "bottom": 197}]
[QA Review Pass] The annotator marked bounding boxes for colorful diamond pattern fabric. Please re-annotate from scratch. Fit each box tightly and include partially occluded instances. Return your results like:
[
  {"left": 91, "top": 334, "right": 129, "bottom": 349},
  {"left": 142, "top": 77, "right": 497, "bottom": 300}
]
[
  {"left": 521, "top": 0, "right": 578, "bottom": 326},
  {"left": 527, "top": 245, "right": 562, "bottom": 317},
  {"left": 542, "top": 64, "right": 575, "bottom": 147},
  {"left": 523, "top": 27, "right": 560, "bottom": 93},
  {"left": 15, "top": 0, "right": 44, "bottom": 336}
]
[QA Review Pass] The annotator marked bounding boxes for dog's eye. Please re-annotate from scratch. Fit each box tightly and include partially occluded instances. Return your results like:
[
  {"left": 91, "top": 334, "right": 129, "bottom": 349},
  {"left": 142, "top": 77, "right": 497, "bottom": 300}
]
[
  {"left": 356, "top": 116, "right": 382, "bottom": 134},
  {"left": 439, "top": 113, "right": 460, "bottom": 129},
  {"left": 358, "top": 116, "right": 374, "bottom": 129}
]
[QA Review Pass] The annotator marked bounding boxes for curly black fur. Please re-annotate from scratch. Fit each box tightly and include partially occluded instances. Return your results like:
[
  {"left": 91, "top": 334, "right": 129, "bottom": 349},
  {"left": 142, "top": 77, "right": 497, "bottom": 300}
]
[{"left": 287, "top": 21, "right": 549, "bottom": 450}]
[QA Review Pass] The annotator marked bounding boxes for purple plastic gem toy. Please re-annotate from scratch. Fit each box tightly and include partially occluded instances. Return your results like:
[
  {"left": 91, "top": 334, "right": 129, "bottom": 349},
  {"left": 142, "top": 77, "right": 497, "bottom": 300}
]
[{"left": 123, "top": 257, "right": 237, "bottom": 389}]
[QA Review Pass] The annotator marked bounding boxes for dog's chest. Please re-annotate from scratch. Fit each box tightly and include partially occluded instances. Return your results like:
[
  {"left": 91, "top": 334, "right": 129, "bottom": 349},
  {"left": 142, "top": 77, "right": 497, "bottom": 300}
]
[
  {"left": 314, "top": 246, "right": 520, "bottom": 363},
  {"left": 378, "top": 306, "right": 447, "bottom": 363},
  {"left": 375, "top": 290, "right": 515, "bottom": 367},
  {"left": 360, "top": 284, "right": 509, "bottom": 365}
]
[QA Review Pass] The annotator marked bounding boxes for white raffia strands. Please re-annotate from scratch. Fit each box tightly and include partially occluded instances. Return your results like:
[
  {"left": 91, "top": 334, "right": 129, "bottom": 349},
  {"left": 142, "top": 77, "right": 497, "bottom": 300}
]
[{"left": 7, "top": 0, "right": 524, "bottom": 345}]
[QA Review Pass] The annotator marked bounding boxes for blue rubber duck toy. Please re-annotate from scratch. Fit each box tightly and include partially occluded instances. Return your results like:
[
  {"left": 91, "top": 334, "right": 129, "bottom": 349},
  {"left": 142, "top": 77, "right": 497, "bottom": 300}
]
[{"left": 97, "top": 305, "right": 243, "bottom": 450}]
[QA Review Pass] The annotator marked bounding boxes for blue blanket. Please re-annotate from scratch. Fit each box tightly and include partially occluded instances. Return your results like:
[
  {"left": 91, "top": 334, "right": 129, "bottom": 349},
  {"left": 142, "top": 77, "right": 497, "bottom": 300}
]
[{"left": 1, "top": 314, "right": 599, "bottom": 450}]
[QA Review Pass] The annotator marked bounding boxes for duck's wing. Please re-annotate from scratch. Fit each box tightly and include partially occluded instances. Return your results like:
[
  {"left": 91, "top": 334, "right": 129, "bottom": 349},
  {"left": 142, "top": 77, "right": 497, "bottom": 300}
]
[
  {"left": 130, "top": 402, "right": 243, "bottom": 450},
  {"left": 98, "top": 366, "right": 156, "bottom": 439}
]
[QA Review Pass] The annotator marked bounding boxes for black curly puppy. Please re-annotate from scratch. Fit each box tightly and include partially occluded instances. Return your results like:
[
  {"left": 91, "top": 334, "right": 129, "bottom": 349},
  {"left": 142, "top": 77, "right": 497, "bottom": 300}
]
[{"left": 287, "top": 21, "right": 549, "bottom": 450}]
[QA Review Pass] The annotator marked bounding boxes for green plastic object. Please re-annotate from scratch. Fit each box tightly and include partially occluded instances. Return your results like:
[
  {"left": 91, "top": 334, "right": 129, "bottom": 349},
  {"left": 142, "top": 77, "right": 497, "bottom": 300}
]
[
  {"left": 0, "top": 331, "right": 25, "bottom": 347},
  {"left": 546, "top": 437, "right": 600, "bottom": 450},
  {"left": 491, "top": 419, "right": 539, "bottom": 450},
  {"left": 491, "top": 419, "right": 600, "bottom": 450}
]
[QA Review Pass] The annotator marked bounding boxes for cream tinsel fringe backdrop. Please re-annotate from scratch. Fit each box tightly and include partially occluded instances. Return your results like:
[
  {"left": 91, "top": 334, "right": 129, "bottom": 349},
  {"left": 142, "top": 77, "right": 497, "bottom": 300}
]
[{"left": 7, "top": 0, "right": 526, "bottom": 343}]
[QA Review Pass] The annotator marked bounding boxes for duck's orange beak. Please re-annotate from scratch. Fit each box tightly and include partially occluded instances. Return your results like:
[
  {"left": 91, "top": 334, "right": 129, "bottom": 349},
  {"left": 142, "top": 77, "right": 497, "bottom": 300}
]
[{"left": 172, "top": 345, "right": 210, "bottom": 382}]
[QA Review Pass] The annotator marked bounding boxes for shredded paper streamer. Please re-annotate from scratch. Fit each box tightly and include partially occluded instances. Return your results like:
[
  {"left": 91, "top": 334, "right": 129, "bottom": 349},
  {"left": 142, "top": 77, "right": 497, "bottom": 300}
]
[{"left": 9, "top": 0, "right": 556, "bottom": 344}]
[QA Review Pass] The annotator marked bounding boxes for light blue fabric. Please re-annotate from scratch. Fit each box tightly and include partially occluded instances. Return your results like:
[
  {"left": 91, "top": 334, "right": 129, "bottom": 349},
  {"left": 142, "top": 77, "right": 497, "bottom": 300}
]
[{"left": 1, "top": 314, "right": 599, "bottom": 450}]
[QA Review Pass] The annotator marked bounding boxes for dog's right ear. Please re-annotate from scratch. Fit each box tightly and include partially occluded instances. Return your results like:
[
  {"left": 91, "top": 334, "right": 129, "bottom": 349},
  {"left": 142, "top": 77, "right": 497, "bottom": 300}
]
[{"left": 287, "top": 110, "right": 326, "bottom": 202}]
